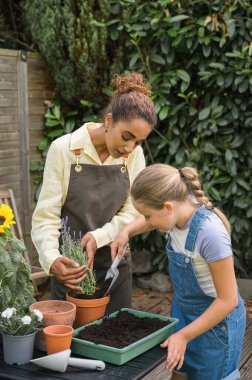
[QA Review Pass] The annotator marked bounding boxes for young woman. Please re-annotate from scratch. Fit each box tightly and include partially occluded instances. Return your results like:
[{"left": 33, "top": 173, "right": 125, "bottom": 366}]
[
  {"left": 31, "top": 72, "right": 156, "bottom": 314},
  {"left": 112, "top": 163, "right": 246, "bottom": 380}
]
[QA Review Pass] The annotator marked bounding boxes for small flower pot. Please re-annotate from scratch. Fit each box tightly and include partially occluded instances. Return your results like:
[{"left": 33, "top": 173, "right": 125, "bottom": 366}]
[
  {"left": 43, "top": 325, "right": 73, "bottom": 355},
  {"left": 29, "top": 300, "right": 76, "bottom": 351},
  {"left": 2, "top": 332, "right": 36, "bottom": 364},
  {"left": 66, "top": 292, "right": 110, "bottom": 328}
]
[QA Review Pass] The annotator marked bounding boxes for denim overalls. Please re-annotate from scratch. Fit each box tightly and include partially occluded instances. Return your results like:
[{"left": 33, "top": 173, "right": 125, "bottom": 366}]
[{"left": 167, "top": 207, "right": 246, "bottom": 380}]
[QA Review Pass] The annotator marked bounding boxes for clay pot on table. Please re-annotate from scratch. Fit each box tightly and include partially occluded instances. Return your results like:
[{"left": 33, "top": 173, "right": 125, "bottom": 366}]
[
  {"left": 43, "top": 325, "right": 74, "bottom": 355},
  {"left": 29, "top": 300, "right": 76, "bottom": 351},
  {"left": 66, "top": 292, "right": 110, "bottom": 328}
]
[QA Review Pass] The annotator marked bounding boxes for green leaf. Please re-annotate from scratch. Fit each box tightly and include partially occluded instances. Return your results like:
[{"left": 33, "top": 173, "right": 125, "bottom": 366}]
[
  {"left": 129, "top": 53, "right": 138, "bottom": 68},
  {"left": 176, "top": 70, "right": 190, "bottom": 82},
  {"left": 65, "top": 119, "right": 75, "bottom": 133},
  {"left": 159, "top": 106, "right": 169, "bottom": 120},
  {"left": 203, "top": 143, "right": 221, "bottom": 155},
  {"left": 45, "top": 119, "right": 61, "bottom": 127},
  {"left": 47, "top": 129, "right": 65, "bottom": 138},
  {"left": 236, "top": 179, "right": 250, "bottom": 191},
  {"left": 199, "top": 106, "right": 211, "bottom": 120},
  {"left": 150, "top": 54, "right": 166, "bottom": 65},
  {"left": 225, "top": 149, "right": 233, "bottom": 162},
  {"left": 53, "top": 105, "right": 61, "bottom": 120},
  {"left": 167, "top": 15, "right": 190, "bottom": 23},
  {"left": 208, "top": 187, "right": 222, "bottom": 201}
]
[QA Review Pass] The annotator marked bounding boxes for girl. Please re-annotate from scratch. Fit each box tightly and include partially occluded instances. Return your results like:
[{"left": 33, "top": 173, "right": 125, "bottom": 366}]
[
  {"left": 112, "top": 163, "right": 246, "bottom": 380},
  {"left": 31, "top": 72, "right": 156, "bottom": 314}
]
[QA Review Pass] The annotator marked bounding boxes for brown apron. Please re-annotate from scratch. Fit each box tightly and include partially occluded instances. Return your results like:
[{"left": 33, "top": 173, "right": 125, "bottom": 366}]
[{"left": 51, "top": 155, "right": 132, "bottom": 314}]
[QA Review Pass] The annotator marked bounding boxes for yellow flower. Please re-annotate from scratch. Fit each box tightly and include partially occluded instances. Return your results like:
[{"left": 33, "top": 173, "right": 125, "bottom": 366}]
[{"left": 0, "top": 204, "right": 16, "bottom": 233}]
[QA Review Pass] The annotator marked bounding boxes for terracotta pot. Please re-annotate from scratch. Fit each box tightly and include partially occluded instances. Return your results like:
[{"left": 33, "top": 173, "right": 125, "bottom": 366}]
[
  {"left": 43, "top": 325, "right": 73, "bottom": 355},
  {"left": 66, "top": 292, "right": 110, "bottom": 328},
  {"left": 29, "top": 300, "right": 76, "bottom": 351}
]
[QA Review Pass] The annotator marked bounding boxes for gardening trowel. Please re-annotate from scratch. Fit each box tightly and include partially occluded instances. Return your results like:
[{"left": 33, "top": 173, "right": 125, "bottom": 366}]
[
  {"left": 30, "top": 349, "right": 105, "bottom": 372},
  {"left": 103, "top": 244, "right": 128, "bottom": 296}
]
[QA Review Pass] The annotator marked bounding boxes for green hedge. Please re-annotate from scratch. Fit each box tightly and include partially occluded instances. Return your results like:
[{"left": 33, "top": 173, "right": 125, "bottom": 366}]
[
  {"left": 106, "top": 0, "right": 252, "bottom": 275},
  {"left": 29, "top": 0, "right": 252, "bottom": 275}
]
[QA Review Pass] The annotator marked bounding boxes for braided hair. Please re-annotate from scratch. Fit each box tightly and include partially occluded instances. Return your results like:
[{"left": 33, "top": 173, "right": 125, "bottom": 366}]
[{"left": 131, "top": 164, "right": 231, "bottom": 234}]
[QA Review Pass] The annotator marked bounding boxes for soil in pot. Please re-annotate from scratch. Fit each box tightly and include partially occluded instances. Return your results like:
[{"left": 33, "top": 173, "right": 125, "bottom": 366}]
[
  {"left": 72, "top": 278, "right": 113, "bottom": 299},
  {"left": 76, "top": 310, "right": 172, "bottom": 348}
]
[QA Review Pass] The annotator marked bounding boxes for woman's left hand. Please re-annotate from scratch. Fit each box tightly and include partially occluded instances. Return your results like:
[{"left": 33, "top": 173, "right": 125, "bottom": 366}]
[
  {"left": 160, "top": 331, "right": 188, "bottom": 373},
  {"left": 81, "top": 232, "right": 97, "bottom": 268}
]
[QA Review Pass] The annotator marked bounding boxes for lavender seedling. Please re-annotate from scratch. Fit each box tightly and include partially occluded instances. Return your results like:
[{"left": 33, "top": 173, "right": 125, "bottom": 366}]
[{"left": 61, "top": 217, "right": 96, "bottom": 296}]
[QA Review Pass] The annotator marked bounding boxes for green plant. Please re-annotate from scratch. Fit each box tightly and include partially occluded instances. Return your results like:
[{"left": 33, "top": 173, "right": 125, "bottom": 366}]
[
  {"left": 61, "top": 218, "right": 96, "bottom": 296},
  {"left": 22, "top": 0, "right": 111, "bottom": 104},
  {"left": 0, "top": 204, "right": 35, "bottom": 312},
  {"left": 107, "top": 0, "right": 252, "bottom": 276},
  {"left": 0, "top": 307, "right": 43, "bottom": 336}
]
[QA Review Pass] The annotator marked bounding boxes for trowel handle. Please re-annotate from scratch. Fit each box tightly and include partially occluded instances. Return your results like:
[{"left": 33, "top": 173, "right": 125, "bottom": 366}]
[
  {"left": 111, "top": 244, "right": 128, "bottom": 269},
  {"left": 68, "top": 357, "right": 106, "bottom": 371}
]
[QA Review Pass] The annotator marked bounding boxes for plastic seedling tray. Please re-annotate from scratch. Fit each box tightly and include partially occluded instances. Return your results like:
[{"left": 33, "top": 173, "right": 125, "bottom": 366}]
[{"left": 71, "top": 308, "right": 178, "bottom": 365}]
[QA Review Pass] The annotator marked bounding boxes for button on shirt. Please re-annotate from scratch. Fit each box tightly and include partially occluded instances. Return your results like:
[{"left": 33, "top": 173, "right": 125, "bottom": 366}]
[{"left": 31, "top": 123, "right": 146, "bottom": 275}]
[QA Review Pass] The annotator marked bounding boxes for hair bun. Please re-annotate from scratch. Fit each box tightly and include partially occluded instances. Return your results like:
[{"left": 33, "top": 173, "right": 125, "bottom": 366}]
[{"left": 112, "top": 72, "right": 152, "bottom": 97}]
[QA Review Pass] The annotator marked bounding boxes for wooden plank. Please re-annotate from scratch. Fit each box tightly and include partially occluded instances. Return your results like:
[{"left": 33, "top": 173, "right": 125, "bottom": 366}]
[
  {"left": 0, "top": 56, "right": 17, "bottom": 65},
  {"left": 0, "top": 64, "right": 17, "bottom": 73},
  {"left": 0, "top": 140, "right": 19, "bottom": 149},
  {"left": 28, "top": 90, "right": 54, "bottom": 99},
  {"left": 0, "top": 149, "right": 19, "bottom": 159},
  {"left": 17, "top": 50, "right": 31, "bottom": 235},
  {"left": 0, "top": 90, "right": 18, "bottom": 98},
  {"left": 0, "top": 107, "right": 19, "bottom": 115},
  {"left": 0, "top": 157, "right": 20, "bottom": 167},
  {"left": 0, "top": 72, "right": 18, "bottom": 81},
  {"left": 28, "top": 105, "right": 46, "bottom": 114},
  {"left": 0, "top": 48, "right": 18, "bottom": 56},
  {"left": 29, "top": 114, "right": 44, "bottom": 123},
  {"left": 0, "top": 115, "right": 19, "bottom": 124},
  {"left": 0, "top": 98, "right": 18, "bottom": 106},
  {"left": 0, "top": 130, "right": 19, "bottom": 141},
  {"left": 0, "top": 81, "right": 18, "bottom": 90},
  {"left": 0, "top": 165, "right": 20, "bottom": 176}
]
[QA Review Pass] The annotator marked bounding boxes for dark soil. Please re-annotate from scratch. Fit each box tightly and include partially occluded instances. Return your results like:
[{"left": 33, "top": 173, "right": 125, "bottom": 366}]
[
  {"left": 76, "top": 310, "right": 171, "bottom": 348},
  {"left": 73, "top": 278, "right": 113, "bottom": 299}
]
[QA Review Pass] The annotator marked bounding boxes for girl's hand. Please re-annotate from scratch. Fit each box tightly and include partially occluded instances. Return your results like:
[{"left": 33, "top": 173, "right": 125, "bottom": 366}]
[
  {"left": 50, "top": 256, "right": 86, "bottom": 291},
  {"left": 110, "top": 229, "right": 130, "bottom": 261},
  {"left": 81, "top": 232, "right": 97, "bottom": 269},
  {"left": 160, "top": 332, "right": 188, "bottom": 373}
]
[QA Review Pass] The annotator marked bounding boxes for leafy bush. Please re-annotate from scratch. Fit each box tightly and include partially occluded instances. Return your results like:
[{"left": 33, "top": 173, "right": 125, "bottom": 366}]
[
  {"left": 22, "top": 0, "right": 111, "bottom": 104},
  {"left": 108, "top": 0, "right": 252, "bottom": 275},
  {"left": 30, "top": 0, "right": 252, "bottom": 276},
  {"left": 0, "top": 204, "right": 35, "bottom": 312}
]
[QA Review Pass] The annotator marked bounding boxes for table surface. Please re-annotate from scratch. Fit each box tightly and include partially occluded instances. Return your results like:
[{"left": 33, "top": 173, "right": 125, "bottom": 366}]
[{"left": 0, "top": 345, "right": 166, "bottom": 380}]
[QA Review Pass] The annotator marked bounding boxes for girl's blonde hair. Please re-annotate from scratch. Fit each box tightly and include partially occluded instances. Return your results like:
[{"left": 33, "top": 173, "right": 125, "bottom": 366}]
[{"left": 131, "top": 164, "right": 231, "bottom": 234}]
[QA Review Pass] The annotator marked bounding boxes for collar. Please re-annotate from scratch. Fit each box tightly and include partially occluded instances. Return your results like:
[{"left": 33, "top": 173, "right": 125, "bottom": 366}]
[{"left": 69, "top": 122, "right": 103, "bottom": 159}]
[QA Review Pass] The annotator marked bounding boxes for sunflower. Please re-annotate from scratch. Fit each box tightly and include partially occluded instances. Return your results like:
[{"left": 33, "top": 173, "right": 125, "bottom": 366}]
[{"left": 0, "top": 204, "right": 16, "bottom": 233}]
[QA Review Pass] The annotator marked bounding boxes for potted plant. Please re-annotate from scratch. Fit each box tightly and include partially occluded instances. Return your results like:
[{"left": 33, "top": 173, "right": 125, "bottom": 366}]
[
  {"left": 61, "top": 219, "right": 110, "bottom": 327},
  {"left": 0, "top": 204, "right": 35, "bottom": 312},
  {"left": 0, "top": 306, "right": 43, "bottom": 364}
]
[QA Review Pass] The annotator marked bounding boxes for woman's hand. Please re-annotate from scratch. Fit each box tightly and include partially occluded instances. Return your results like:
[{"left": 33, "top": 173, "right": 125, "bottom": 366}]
[
  {"left": 160, "top": 332, "right": 188, "bottom": 373},
  {"left": 110, "top": 229, "right": 130, "bottom": 261},
  {"left": 50, "top": 256, "right": 86, "bottom": 291},
  {"left": 81, "top": 232, "right": 97, "bottom": 268}
]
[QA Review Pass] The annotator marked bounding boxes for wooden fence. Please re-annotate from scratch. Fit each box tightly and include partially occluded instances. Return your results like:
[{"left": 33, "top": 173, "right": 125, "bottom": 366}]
[{"left": 0, "top": 48, "right": 54, "bottom": 264}]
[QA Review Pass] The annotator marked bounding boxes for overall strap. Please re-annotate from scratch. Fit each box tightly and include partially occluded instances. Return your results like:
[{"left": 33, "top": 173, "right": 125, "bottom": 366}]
[{"left": 185, "top": 207, "right": 212, "bottom": 252}]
